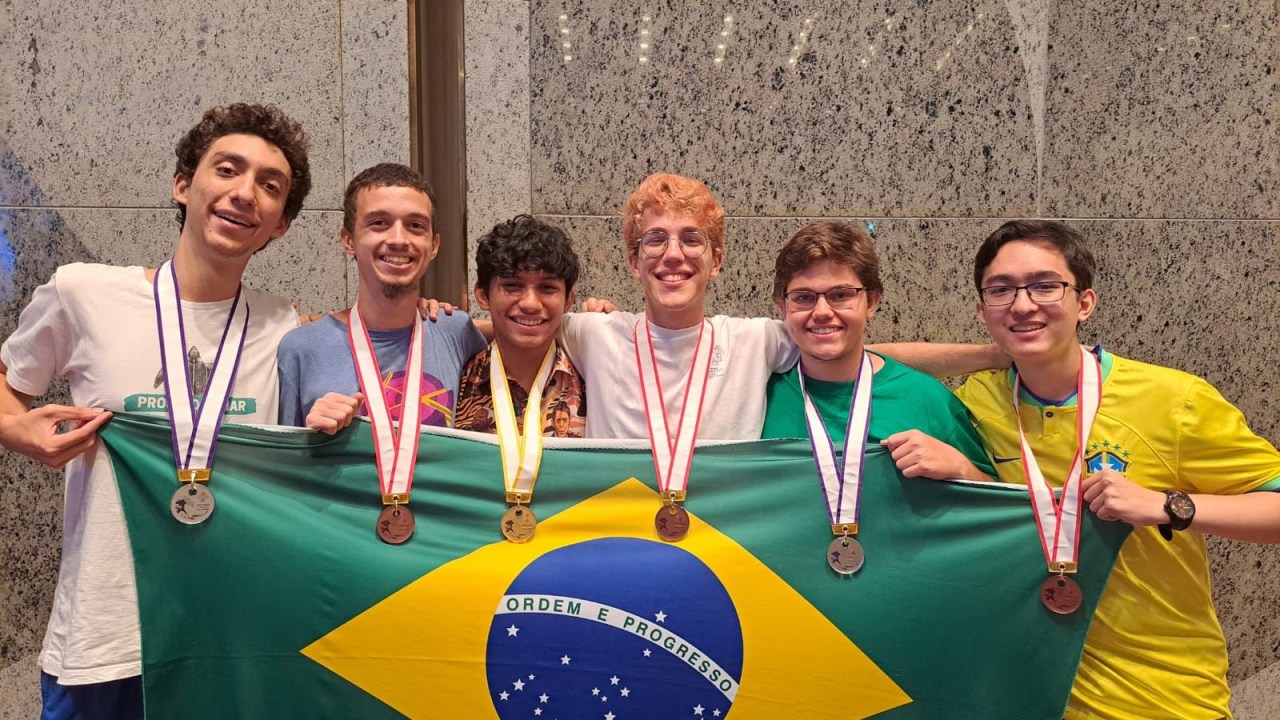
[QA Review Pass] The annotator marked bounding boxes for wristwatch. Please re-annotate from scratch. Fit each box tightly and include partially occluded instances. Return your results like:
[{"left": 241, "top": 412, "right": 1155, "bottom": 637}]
[{"left": 1158, "top": 490, "right": 1195, "bottom": 541}]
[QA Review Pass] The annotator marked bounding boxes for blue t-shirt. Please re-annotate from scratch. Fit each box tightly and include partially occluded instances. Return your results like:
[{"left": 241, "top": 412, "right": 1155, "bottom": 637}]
[{"left": 277, "top": 312, "right": 487, "bottom": 427}]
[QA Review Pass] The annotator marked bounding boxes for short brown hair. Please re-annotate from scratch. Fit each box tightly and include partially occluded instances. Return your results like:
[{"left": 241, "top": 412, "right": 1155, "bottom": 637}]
[
  {"left": 342, "top": 163, "right": 437, "bottom": 233},
  {"left": 973, "top": 220, "right": 1096, "bottom": 292},
  {"left": 621, "top": 173, "right": 726, "bottom": 258},
  {"left": 773, "top": 221, "right": 883, "bottom": 300},
  {"left": 173, "top": 103, "right": 311, "bottom": 227}
]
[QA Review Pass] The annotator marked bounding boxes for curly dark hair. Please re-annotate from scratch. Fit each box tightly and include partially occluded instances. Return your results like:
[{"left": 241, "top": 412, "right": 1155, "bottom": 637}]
[
  {"left": 475, "top": 215, "right": 580, "bottom": 295},
  {"left": 343, "top": 163, "right": 437, "bottom": 233},
  {"left": 172, "top": 103, "right": 312, "bottom": 228}
]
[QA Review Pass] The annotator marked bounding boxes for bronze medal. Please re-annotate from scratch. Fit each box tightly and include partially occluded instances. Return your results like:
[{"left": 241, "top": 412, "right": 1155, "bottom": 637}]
[
  {"left": 170, "top": 483, "right": 215, "bottom": 525},
  {"left": 654, "top": 503, "right": 690, "bottom": 542},
  {"left": 1040, "top": 574, "right": 1083, "bottom": 615},
  {"left": 501, "top": 505, "right": 538, "bottom": 543},
  {"left": 827, "top": 536, "right": 864, "bottom": 575},
  {"left": 376, "top": 505, "right": 416, "bottom": 545}
]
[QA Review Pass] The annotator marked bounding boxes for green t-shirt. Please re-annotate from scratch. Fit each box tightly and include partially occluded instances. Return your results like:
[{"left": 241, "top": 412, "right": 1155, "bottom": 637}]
[{"left": 762, "top": 353, "right": 995, "bottom": 477}]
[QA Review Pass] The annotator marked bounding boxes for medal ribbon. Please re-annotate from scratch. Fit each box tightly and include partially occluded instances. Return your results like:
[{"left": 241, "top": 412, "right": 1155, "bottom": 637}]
[
  {"left": 634, "top": 319, "right": 715, "bottom": 500},
  {"left": 347, "top": 306, "right": 424, "bottom": 502},
  {"left": 798, "top": 352, "right": 875, "bottom": 529},
  {"left": 490, "top": 343, "right": 557, "bottom": 501},
  {"left": 153, "top": 259, "right": 250, "bottom": 473},
  {"left": 1013, "top": 346, "right": 1102, "bottom": 573}
]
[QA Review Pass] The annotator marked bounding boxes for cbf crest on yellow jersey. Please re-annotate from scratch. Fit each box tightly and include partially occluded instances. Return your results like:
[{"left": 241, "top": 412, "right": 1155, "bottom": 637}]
[{"left": 957, "top": 350, "right": 1280, "bottom": 720}]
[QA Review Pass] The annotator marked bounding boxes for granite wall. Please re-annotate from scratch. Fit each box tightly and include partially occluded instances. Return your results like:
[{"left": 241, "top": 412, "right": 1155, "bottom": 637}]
[
  {"left": 2, "top": 0, "right": 1277, "bottom": 716},
  {"left": 466, "top": 0, "right": 1280, "bottom": 715},
  {"left": 0, "top": 0, "right": 408, "bottom": 715}
]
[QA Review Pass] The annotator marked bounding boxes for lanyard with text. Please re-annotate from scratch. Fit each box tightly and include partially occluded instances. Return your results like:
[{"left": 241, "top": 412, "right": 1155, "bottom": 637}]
[
  {"left": 1013, "top": 345, "right": 1101, "bottom": 614},
  {"left": 347, "top": 306, "right": 424, "bottom": 545},
  {"left": 490, "top": 342, "right": 557, "bottom": 543},
  {"left": 634, "top": 318, "right": 715, "bottom": 542},
  {"left": 154, "top": 259, "right": 250, "bottom": 525},
  {"left": 799, "top": 352, "right": 874, "bottom": 575}
]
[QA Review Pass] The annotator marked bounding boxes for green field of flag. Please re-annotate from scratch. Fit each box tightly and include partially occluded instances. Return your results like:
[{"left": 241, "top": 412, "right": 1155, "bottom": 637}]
[{"left": 102, "top": 412, "right": 1128, "bottom": 719}]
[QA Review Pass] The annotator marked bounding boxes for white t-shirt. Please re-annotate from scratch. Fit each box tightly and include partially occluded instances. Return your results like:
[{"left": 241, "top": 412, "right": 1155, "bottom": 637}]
[
  {"left": 558, "top": 311, "right": 796, "bottom": 440},
  {"left": 0, "top": 263, "right": 298, "bottom": 684}
]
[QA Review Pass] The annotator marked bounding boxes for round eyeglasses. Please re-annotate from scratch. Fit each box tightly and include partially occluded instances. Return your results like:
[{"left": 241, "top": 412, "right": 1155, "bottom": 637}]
[{"left": 638, "top": 230, "right": 709, "bottom": 258}]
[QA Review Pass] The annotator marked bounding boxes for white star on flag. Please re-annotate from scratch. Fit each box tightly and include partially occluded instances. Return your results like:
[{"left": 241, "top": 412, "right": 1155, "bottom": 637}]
[
  {"left": 655, "top": 610, "right": 667, "bottom": 622},
  {"left": 610, "top": 676, "right": 620, "bottom": 685},
  {"left": 561, "top": 655, "right": 571, "bottom": 665},
  {"left": 694, "top": 704, "right": 705, "bottom": 716},
  {"left": 513, "top": 679, "right": 525, "bottom": 691},
  {"left": 498, "top": 691, "right": 509, "bottom": 701},
  {"left": 620, "top": 688, "right": 631, "bottom": 697},
  {"left": 713, "top": 711, "right": 722, "bottom": 717},
  {"left": 605, "top": 713, "right": 616, "bottom": 720},
  {"left": 540, "top": 693, "right": 549, "bottom": 703},
  {"left": 533, "top": 710, "right": 542, "bottom": 717},
  {"left": 643, "top": 649, "right": 651, "bottom": 657},
  {"left": 506, "top": 625, "right": 519, "bottom": 637},
  {"left": 592, "top": 688, "right": 600, "bottom": 696}
]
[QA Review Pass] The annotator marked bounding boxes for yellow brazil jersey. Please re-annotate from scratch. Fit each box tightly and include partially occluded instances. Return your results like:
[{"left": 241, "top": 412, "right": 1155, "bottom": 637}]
[{"left": 956, "top": 351, "right": 1280, "bottom": 720}]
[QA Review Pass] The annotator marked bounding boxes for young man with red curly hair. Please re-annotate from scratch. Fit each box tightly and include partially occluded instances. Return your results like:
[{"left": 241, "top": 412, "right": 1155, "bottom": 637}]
[{"left": 558, "top": 173, "right": 796, "bottom": 440}]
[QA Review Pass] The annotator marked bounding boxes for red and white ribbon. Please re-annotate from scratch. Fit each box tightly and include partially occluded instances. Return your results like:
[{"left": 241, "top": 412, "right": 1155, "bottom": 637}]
[
  {"left": 634, "top": 319, "right": 715, "bottom": 501},
  {"left": 347, "top": 306, "right": 424, "bottom": 502},
  {"left": 1013, "top": 346, "right": 1102, "bottom": 572}
]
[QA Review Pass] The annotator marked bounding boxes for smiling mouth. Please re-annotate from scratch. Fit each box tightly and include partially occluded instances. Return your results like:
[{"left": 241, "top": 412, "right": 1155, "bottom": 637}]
[
  {"left": 808, "top": 327, "right": 844, "bottom": 335},
  {"left": 509, "top": 317, "right": 547, "bottom": 327},
  {"left": 379, "top": 254, "right": 416, "bottom": 266},
  {"left": 656, "top": 272, "right": 691, "bottom": 283},
  {"left": 1010, "top": 323, "right": 1046, "bottom": 333},
  {"left": 214, "top": 210, "right": 255, "bottom": 228}
]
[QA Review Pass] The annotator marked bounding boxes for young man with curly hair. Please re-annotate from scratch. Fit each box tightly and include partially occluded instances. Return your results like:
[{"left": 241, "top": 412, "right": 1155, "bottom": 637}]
[
  {"left": 558, "top": 173, "right": 797, "bottom": 440},
  {"left": 0, "top": 102, "right": 312, "bottom": 719},
  {"left": 454, "top": 214, "right": 586, "bottom": 437}
]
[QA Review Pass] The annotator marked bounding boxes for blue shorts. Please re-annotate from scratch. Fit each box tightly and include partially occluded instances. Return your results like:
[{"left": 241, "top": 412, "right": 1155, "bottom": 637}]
[{"left": 40, "top": 672, "right": 142, "bottom": 720}]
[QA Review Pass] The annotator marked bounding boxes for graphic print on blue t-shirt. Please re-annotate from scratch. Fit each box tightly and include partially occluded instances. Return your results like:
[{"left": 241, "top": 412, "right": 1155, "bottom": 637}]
[{"left": 364, "top": 369, "right": 454, "bottom": 427}]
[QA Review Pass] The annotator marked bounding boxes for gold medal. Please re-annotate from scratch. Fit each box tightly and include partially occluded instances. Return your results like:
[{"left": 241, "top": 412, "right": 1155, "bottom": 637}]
[
  {"left": 1040, "top": 574, "right": 1083, "bottom": 615},
  {"left": 501, "top": 504, "right": 538, "bottom": 543},
  {"left": 376, "top": 504, "right": 415, "bottom": 545}
]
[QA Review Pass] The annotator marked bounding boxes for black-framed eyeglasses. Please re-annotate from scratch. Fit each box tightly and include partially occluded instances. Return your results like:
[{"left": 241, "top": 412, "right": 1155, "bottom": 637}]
[
  {"left": 979, "top": 281, "right": 1075, "bottom": 306},
  {"left": 781, "top": 286, "right": 867, "bottom": 311},
  {"left": 638, "top": 229, "right": 709, "bottom": 258}
]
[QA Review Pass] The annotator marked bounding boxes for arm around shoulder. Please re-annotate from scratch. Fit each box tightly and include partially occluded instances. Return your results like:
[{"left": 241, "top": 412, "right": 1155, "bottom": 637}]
[{"left": 870, "top": 342, "right": 1009, "bottom": 379}]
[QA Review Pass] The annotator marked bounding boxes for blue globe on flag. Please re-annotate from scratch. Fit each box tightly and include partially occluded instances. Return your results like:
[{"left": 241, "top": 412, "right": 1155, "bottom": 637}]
[{"left": 486, "top": 537, "right": 744, "bottom": 719}]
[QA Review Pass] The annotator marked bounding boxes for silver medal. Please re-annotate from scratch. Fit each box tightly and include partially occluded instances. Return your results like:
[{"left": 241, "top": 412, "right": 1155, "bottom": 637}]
[
  {"left": 827, "top": 536, "right": 864, "bottom": 575},
  {"left": 171, "top": 483, "right": 215, "bottom": 525}
]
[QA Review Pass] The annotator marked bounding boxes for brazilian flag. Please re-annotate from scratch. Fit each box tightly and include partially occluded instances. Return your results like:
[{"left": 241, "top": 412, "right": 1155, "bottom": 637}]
[{"left": 103, "top": 413, "right": 1127, "bottom": 719}]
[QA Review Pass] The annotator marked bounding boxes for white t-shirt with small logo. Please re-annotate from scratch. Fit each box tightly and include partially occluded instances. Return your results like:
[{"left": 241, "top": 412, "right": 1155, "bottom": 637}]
[{"left": 1, "top": 263, "right": 297, "bottom": 684}]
